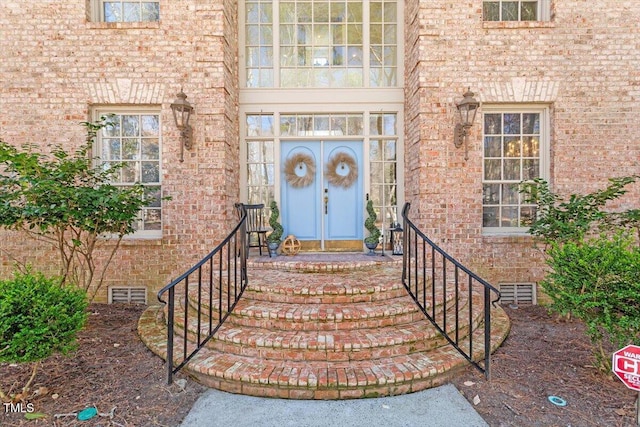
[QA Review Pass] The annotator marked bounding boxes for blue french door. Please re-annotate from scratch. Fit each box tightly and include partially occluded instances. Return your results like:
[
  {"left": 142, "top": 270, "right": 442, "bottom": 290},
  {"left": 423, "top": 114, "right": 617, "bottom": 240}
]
[{"left": 281, "top": 141, "right": 363, "bottom": 248}]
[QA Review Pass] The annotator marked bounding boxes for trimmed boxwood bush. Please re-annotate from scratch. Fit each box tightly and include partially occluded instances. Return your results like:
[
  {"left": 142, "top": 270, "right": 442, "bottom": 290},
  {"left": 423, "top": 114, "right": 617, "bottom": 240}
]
[
  {"left": 0, "top": 271, "right": 87, "bottom": 401},
  {"left": 364, "top": 200, "right": 381, "bottom": 245},
  {"left": 267, "top": 200, "right": 284, "bottom": 244}
]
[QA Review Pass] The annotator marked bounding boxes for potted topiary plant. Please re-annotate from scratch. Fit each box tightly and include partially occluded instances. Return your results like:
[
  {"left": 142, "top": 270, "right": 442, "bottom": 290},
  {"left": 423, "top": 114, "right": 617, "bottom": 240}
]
[
  {"left": 364, "top": 199, "right": 381, "bottom": 255},
  {"left": 266, "top": 200, "right": 284, "bottom": 257}
]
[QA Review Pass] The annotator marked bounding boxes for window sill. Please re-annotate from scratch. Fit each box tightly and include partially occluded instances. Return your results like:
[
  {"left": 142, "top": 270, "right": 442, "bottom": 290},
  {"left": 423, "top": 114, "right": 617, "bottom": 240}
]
[
  {"left": 120, "top": 235, "right": 163, "bottom": 244},
  {"left": 100, "top": 233, "right": 163, "bottom": 245},
  {"left": 482, "top": 232, "right": 534, "bottom": 245},
  {"left": 482, "top": 21, "right": 555, "bottom": 30},
  {"left": 86, "top": 21, "right": 161, "bottom": 30}
]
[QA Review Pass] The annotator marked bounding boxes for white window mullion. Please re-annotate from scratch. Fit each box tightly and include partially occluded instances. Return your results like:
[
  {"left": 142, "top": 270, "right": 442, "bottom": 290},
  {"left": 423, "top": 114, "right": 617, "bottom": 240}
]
[
  {"left": 362, "top": 1, "right": 371, "bottom": 88},
  {"left": 273, "top": 1, "right": 280, "bottom": 89},
  {"left": 273, "top": 111, "right": 281, "bottom": 204}
]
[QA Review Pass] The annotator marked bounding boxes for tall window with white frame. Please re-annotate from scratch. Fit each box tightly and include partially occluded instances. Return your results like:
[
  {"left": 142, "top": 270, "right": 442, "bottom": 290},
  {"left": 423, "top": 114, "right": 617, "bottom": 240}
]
[
  {"left": 97, "top": 111, "right": 162, "bottom": 237},
  {"left": 482, "top": 108, "right": 548, "bottom": 232},
  {"left": 246, "top": 114, "right": 275, "bottom": 207},
  {"left": 369, "top": 113, "right": 398, "bottom": 230},
  {"left": 483, "top": 0, "right": 550, "bottom": 21}
]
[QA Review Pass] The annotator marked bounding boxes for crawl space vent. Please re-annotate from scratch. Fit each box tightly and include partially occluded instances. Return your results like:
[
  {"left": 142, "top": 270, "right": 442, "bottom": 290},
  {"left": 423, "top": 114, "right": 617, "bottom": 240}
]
[
  {"left": 109, "top": 287, "right": 147, "bottom": 304},
  {"left": 499, "top": 283, "right": 536, "bottom": 305}
]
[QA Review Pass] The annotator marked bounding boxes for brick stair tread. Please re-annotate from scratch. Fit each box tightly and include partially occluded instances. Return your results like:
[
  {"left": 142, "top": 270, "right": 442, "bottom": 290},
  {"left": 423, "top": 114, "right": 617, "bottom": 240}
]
[
  {"left": 186, "top": 343, "right": 466, "bottom": 387},
  {"left": 234, "top": 298, "right": 420, "bottom": 321},
  {"left": 185, "top": 293, "right": 437, "bottom": 322},
  {"left": 246, "top": 256, "right": 402, "bottom": 273},
  {"left": 175, "top": 296, "right": 433, "bottom": 333},
  {"left": 186, "top": 284, "right": 459, "bottom": 324}
]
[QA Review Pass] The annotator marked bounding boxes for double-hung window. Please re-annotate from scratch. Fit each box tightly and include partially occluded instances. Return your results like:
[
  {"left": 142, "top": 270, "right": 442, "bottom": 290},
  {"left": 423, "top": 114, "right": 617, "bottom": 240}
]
[
  {"left": 483, "top": 1, "right": 550, "bottom": 22},
  {"left": 96, "top": 110, "right": 163, "bottom": 238},
  {"left": 482, "top": 106, "right": 549, "bottom": 233}
]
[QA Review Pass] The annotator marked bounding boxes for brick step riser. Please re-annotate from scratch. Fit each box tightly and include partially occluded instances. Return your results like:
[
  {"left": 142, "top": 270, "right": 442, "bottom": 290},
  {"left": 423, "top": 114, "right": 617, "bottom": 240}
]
[
  {"left": 185, "top": 288, "right": 459, "bottom": 326},
  {"left": 242, "top": 287, "right": 410, "bottom": 304},
  {"left": 186, "top": 365, "right": 461, "bottom": 399},
  {"left": 176, "top": 308, "right": 428, "bottom": 331},
  {"left": 246, "top": 262, "right": 402, "bottom": 274},
  {"left": 184, "top": 299, "right": 442, "bottom": 329},
  {"left": 182, "top": 300, "right": 466, "bottom": 332},
  {"left": 179, "top": 325, "right": 465, "bottom": 362},
  {"left": 187, "top": 282, "right": 416, "bottom": 304}
]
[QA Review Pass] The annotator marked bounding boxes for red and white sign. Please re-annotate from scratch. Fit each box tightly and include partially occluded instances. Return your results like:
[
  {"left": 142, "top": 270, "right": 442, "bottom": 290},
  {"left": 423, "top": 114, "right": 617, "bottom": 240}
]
[{"left": 612, "top": 345, "right": 640, "bottom": 391}]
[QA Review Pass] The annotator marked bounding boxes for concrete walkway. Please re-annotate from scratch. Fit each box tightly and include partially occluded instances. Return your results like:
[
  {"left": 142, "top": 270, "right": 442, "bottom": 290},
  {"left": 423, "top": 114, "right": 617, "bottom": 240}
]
[{"left": 179, "top": 383, "right": 488, "bottom": 427}]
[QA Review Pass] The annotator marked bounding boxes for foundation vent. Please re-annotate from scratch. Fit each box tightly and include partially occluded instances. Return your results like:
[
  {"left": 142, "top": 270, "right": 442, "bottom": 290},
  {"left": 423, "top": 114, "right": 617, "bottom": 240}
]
[
  {"left": 109, "top": 287, "right": 147, "bottom": 304},
  {"left": 499, "top": 283, "right": 536, "bottom": 305}
]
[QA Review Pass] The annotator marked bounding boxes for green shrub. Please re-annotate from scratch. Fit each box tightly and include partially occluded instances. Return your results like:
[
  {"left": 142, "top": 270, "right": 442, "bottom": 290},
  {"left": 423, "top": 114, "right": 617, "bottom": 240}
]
[
  {"left": 522, "top": 177, "right": 640, "bottom": 371},
  {"left": 542, "top": 234, "right": 640, "bottom": 370},
  {"left": 521, "top": 176, "right": 639, "bottom": 246},
  {"left": 0, "top": 271, "right": 88, "bottom": 401}
]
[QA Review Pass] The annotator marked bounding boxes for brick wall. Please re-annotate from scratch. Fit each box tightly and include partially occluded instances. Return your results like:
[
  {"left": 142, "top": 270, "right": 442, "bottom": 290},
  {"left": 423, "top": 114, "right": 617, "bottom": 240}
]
[
  {"left": 0, "top": 0, "right": 238, "bottom": 301},
  {"left": 404, "top": 0, "right": 640, "bottom": 290}
]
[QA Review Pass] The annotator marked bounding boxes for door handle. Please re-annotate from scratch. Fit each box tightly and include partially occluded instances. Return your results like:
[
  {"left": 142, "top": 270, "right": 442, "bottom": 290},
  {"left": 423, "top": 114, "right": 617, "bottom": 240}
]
[{"left": 324, "top": 188, "right": 328, "bottom": 214}]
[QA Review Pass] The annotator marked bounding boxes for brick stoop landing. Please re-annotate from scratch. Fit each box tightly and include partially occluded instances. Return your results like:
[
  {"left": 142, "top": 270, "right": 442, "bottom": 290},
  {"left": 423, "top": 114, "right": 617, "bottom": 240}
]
[{"left": 138, "top": 253, "right": 510, "bottom": 399}]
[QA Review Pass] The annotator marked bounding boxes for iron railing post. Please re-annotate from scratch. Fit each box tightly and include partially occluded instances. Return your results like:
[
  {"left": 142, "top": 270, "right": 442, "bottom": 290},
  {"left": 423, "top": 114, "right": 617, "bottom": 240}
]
[
  {"left": 167, "top": 286, "right": 175, "bottom": 385},
  {"left": 484, "top": 286, "right": 492, "bottom": 380}
]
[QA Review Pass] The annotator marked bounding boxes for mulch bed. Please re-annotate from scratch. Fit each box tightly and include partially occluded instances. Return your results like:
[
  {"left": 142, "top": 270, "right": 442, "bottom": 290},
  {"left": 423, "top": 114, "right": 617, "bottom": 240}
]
[
  {"left": 451, "top": 305, "right": 638, "bottom": 427},
  {"left": 1, "top": 304, "right": 206, "bottom": 427},
  {"left": 1, "top": 303, "right": 638, "bottom": 426}
]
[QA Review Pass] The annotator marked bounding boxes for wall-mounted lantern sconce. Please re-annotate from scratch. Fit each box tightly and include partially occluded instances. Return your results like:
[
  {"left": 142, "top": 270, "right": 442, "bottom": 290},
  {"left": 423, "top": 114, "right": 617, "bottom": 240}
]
[
  {"left": 170, "top": 90, "right": 194, "bottom": 162},
  {"left": 454, "top": 89, "right": 480, "bottom": 160}
]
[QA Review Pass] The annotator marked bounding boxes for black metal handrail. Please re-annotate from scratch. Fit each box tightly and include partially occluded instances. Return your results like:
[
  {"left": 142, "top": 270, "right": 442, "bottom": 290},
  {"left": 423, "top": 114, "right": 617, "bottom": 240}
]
[
  {"left": 401, "top": 202, "right": 501, "bottom": 379},
  {"left": 157, "top": 205, "right": 248, "bottom": 384}
]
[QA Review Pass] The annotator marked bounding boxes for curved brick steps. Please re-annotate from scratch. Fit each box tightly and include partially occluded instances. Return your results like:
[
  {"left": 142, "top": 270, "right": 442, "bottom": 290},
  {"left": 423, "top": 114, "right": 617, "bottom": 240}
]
[
  {"left": 177, "top": 267, "right": 465, "bottom": 335},
  {"left": 138, "top": 304, "right": 510, "bottom": 399},
  {"left": 167, "top": 282, "right": 482, "bottom": 359},
  {"left": 139, "top": 257, "right": 510, "bottom": 399},
  {"left": 168, "top": 300, "right": 465, "bottom": 362},
  {"left": 164, "top": 304, "right": 451, "bottom": 362},
  {"left": 205, "top": 299, "right": 426, "bottom": 330}
]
